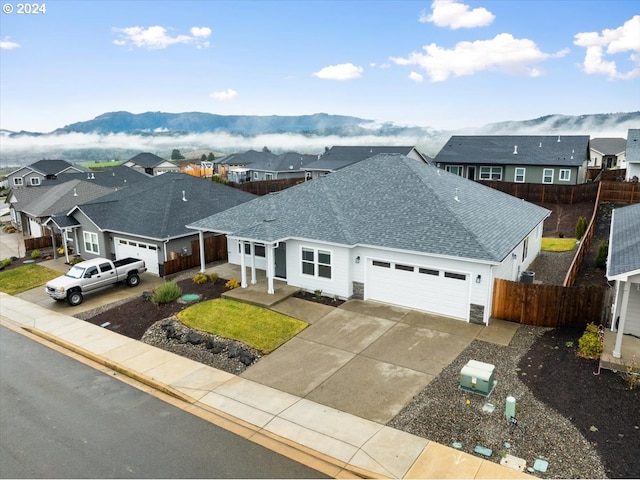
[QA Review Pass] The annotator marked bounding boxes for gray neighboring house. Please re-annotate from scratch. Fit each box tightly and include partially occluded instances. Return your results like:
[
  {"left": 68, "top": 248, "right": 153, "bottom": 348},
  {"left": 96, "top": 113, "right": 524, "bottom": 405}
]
[
  {"left": 589, "top": 137, "right": 627, "bottom": 169},
  {"left": 215, "top": 150, "right": 316, "bottom": 183},
  {"left": 606, "top": 203, "right": 640, "bottom": 358},
  {"left": 123, "top": 152, "right": 179, "bottom": 176},
  {"left": 303, "top": 146, "right": 429, "bottom": 180},
  {"left": 65, "top": 173, "right": 256, "bottom": 275},
  {"left": 14, "top": 179, "right": 114, "bottom": 238},
  {"left": 188, "top": 154, "right": 550, "bottom": 324},
  {"left": 6, "top": 159, "right": 89, "bottom": 188},
  {"left": 625, "top": 129, "right": 640, "bottom": 181},
  {"left": 433, "top": 135, "right": 590, "bottom": 185},
  {"left": 54, "top": 164, "right": 151, "bottom": 187}
]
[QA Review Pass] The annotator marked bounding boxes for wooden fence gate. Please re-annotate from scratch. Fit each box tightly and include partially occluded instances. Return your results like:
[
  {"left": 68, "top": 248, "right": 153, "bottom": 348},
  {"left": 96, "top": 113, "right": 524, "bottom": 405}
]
[
  {"left": 160, "top": 235, "right": 227, "bottom": 277},
  {"left": 492, "top": 278, "right": 612, "bottom": 328}
]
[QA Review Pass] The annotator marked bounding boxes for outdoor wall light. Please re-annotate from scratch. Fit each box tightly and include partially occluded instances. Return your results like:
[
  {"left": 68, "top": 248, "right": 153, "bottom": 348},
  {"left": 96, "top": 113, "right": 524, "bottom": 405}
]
[
  {"left": 355, "top": 256, "right": 361, "bottom": 264},
  {"left": 476, "top": 275, "right": 482, "bottom": 284}
]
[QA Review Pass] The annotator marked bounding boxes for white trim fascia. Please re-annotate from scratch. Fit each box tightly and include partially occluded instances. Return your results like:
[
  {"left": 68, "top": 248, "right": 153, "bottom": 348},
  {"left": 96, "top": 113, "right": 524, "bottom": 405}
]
[{"left": 606, "top": 269, "right": 640, "bottom": 282}]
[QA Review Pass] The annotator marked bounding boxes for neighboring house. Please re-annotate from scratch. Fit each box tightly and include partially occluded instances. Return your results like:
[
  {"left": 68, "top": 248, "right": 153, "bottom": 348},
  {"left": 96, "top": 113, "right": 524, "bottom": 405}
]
[
  {"left": 54, "top": 164, "right": 151, "bottom": 188},
  {"left": 589, "top": 137, "right": 627, "bottom": 169},
  {"left": 6, "top": 159, "right": 89, "bottom": 189},
  {"left": 625, "top": 129, "right": 640, "bottom": 181},
  {"left": 303, "top": 146, "right": 429, "bottom": 180},
  {"left": 606, "top": 203, "right": 640, "bottom": 359},
  {"left": 432, "top": 135, "right": 590, "bottom": 185},
  {"left": 215, "top": 150, "right": 316, "bottom": 183},
  {"left": 63, "top": 173, "right": 255, "bottom": 275},
  {"left": 13, "top": 179, "right": 114, "bottom": 238},
  {"left": 188, "top": 154, "right": 550, "bottom": 324},
  {"left": 123, "top": 152, "right": 179, "bottom": 176}
]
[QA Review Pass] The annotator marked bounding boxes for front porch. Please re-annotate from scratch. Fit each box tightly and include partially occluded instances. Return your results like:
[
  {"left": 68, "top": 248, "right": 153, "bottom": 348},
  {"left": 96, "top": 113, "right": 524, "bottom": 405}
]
[
  {"left": 599, "top": 329, "right": 640, "bottom": 374},
  {"left": 207, "top": 262, "right": 300, "bottom": 308}
]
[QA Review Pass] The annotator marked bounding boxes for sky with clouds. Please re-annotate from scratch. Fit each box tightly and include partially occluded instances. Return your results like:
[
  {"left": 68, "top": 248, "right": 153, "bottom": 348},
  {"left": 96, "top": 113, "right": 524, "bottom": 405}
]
[{"left": 0, "top": 0, "right": 638, "bottom": 133}]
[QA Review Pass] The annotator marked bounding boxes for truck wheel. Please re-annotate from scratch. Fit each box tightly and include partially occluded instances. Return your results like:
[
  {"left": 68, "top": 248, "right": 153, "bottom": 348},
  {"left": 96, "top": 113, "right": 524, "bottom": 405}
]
[
  {"left": 67, "top": 291, "right": 83, "bottom": 306},
  {"left": 126, "top": 273, "right": 140, "bottom": 287}
]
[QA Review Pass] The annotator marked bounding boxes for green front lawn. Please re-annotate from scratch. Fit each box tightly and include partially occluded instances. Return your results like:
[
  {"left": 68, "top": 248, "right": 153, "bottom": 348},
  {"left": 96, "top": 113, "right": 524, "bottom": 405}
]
[
  {"left": 541, "top": 237, "right": 578, "bottom": 252},
  {"left": 177, "top": 298, "right": 307, "bottom": 353},
  {"left": 0, "top": 264, "right": 62, "bottom": 295}
]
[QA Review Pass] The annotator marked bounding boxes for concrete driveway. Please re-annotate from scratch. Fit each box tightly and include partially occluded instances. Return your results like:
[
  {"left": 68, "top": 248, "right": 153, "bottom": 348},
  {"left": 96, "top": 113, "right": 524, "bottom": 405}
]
[{"left": 242, "top": 299, "right": 510, "bottom": 424}]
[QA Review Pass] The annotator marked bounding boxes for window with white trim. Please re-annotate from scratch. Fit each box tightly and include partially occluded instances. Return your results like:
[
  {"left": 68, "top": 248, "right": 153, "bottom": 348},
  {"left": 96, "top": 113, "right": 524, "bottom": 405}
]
[
  {"left": 239, "top": 242, "right": 265, "bottom": 257},
  {"left": 542, "top": 168, "right": 554, "bottom": 184},
  {"left": 253, "top": 172, "right": 259, "bottom": 180},
  {"left": 83, "top": 231, "right": 99, "bottom": 254},
  {"left": 13, "top": 177, "right": 23, "bottom": 187},
  {"left": 559, "top": 169, "right": 571, "bottom": 181},
  {"left": 265, "top": 173, "right": 274, "bottom": 180},
  {"left": 514, "top": 167, "right": 526, "bottom": 183},
  {"left": 445, "top": 165, "right": 463, "bottom": 176},
  {"left": 479, "top": 166, "right": 503, "bottom": 180},
  {"left": 301, "top": 247, "right": 332, "bottom": 279},
  {"left": 522, "top": 236, "right": 529, "bottom": 262},
  {"left": 30, "top": 177, "right": 41, "bottom": 186}
]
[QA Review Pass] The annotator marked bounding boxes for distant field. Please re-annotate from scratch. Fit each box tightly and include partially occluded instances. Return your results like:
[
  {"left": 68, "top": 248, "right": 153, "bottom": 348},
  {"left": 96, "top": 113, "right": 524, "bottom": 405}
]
[{"left": 83, "top": 160, "right": 124, "bottom": 169}]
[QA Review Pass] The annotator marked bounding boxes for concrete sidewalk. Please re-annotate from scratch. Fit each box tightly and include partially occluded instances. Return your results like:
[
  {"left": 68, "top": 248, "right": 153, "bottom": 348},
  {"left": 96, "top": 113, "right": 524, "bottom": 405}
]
[{"left": 0, "top": 292, "right": 529, "bottom": 479}]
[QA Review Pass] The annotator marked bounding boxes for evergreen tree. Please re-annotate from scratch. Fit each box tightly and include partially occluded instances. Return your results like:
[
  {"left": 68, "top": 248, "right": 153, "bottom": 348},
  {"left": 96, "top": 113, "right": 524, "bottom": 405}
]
[{"left": 171, "top": 149, "right": 185, "bottom": 160}]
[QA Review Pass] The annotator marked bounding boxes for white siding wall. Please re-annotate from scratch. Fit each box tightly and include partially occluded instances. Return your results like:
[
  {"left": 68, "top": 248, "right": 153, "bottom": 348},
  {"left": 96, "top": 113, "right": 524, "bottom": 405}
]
[
  {"left": 285, "top": 240, "right": 351, "bottom": 297},
  {"left": 227, "top": 238, "right": 268, "bottom": 271}
]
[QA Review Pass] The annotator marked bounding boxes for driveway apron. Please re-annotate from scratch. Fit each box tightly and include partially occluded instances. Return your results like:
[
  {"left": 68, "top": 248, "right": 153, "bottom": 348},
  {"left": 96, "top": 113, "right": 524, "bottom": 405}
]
[{"left": 241, "top": 299, "right": 483, "bottom": 424}]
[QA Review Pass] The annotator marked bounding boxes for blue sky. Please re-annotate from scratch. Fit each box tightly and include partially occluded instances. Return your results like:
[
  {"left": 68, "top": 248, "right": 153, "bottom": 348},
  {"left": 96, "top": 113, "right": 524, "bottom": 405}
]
[{"left": 1, "top": 0, "right": 638, "bottom": 133}]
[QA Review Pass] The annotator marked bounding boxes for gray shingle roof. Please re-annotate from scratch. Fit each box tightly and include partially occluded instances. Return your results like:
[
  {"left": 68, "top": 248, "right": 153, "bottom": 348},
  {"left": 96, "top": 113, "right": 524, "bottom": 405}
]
[
  {"left": 590, "top": 137, "right": 627, "bottom": 155},
  {"left": 626, "top": 129, "right": 640, "bottom": 164},
  {"left": 22, "top": 180, "right": 114, "bottom": 218},
  {"left": 606, "top": 203, "right": 640, "bottom": 278},
  {"left": 75, "top": 173, "right": 256, "bottom": 240},
  {"left": 188, "top": 154, "right": 550, "bottom": 263},
  {"left": 433, "top": 135, "right": 589, "bottom": 167},
  {"left": 304, "top": 145, "right": 417, "bottom": 171},
  {"left": 127, "top": 152, "right": 169, "bottom": 168},
  {"left": 53, "top": 164, "right": 151, "bottom": 187}
]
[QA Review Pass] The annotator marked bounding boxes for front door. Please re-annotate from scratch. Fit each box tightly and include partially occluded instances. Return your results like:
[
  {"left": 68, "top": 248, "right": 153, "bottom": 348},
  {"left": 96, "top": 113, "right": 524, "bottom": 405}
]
[
  {"left": 467, "top": 166, "right": 476, "bottom": 180},
  {"left": 275, "top": 243, "right": 287, "bottom": 279}
]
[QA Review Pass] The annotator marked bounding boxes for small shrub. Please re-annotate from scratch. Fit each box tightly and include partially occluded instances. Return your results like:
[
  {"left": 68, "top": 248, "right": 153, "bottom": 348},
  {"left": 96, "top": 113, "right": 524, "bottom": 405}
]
[
  {"left": 57, "top": 247, "right": 66, "bottom": 255},
  {"left": 69, "top": 256, "right": 85, "bottom": 265},
  {"left": 151, "top": 280, "right": 182, "bottom": 305},
  {"left": 225, "top": 278, "right": 240, "bottom": 289},
  {"left": 575, "top": 216, "right": 587, "bottom": 240},
  {"left": 2, "top": 225, "right": 16, "bottom": 233},
  {"left": 314, "top": 289, "right": 323, "bottom": 301},
  {"left": 192, "top": 273, "right": 209, "bottom": 284},
  {"left": 595, "top": 240, "right": 609, "bottom": 268},
  {"left": 30, "top": 249, "right": 42, "bottom": 259},
  {"left": 578, "top": 322, "right": 603, "bottom": 359},
  {"left": 209, "top": 272, "right": 219, "bottom": 282},
  {"left": 1, "top": 258, "right": 12, "bottom": 267},
  {"left": 620, "top": 355, "right": 639, "bottom": 390}
]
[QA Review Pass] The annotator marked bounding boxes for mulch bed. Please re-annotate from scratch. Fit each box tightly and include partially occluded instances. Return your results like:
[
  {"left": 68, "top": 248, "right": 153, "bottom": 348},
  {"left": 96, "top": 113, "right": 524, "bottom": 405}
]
[{"left": 518, "top": 328, "right": 639, "bottom": 479}]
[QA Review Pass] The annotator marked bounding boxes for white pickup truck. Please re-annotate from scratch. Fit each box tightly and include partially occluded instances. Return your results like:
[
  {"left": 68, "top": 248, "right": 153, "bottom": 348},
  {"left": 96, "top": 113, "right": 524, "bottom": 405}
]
[{"left": 45, "top": 257, "right": 147, "bottom": 306}]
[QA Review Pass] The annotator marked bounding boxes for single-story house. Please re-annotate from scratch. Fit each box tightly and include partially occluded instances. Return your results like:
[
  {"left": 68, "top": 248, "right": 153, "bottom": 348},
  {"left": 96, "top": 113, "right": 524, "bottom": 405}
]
[
  {"left": 62, "top": 173, "right": 256, "bottom": 275},
  {"left": 625, "top": 129, "right": 640, "bottom": 182},
  {"left": 303, "top": 146, "right": 429, "bottom": 180},
  {"left": 589, "top": 137, "right": 627, "bottom": 169},
  {"left": 215, "top": 150, "right": 316, "bottom": 183},
  {"left": 6, "top": 159, "right": 89, "bottom": 189},
  {"left": 432, "top": 135, "right": 590, "bottom": 184},
  {"left": 188, "top": 154, "right": 550, "bottom": 324},
  {"left": 54, "top": 164, "right": 151, "bottom": 188},
  {"left": 123, "top": 152, "right": 179, "bottom": 176},
  {"left": 606, "top": 202, "right": 640, "bottom": 359}
]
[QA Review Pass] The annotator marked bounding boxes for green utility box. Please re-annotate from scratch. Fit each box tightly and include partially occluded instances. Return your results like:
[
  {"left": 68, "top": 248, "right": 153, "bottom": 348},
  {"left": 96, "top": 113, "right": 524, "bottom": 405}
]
[{"left": 459, "top": 360, "right": 496, "bottom": 397}]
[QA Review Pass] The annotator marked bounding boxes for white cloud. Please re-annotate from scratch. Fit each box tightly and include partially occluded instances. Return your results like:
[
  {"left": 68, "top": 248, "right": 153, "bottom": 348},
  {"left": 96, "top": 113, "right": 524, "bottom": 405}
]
[
  {"left": 391, "top": 33, "right": 560, "bottom": 82},
  {"left": 210, "top": 89, "right": 238, "bottom": 101},
  {"left": 0, "top": 38, "right": 20, "bottom": 50},
  {"left": 574, "top": 15, "right": 640, "bottom": 80},
  {"left": 420, "top": 0, "right": 495, "bottom": 29},
  {"left": 313, "top": 63, "right": 363, "bottom": 80},
  {"left": 409, "top": 71, "right": 424, "bottom": 83},
  {"left": 112, "top": 25, "right": 211, "bottom": 49}
]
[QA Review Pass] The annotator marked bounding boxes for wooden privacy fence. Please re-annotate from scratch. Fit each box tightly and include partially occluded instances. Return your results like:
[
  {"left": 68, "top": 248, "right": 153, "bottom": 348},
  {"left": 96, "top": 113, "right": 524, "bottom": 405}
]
[
  {"left": 477, "top": 181, "right": 599, "bottom": 204},
  {"left": 492, "top": 278, "right": 612, "bottom": 328},
  {"left": 24, "top": 235, "right": 62, "bottom": 252},
  {"left": 160, "top": 234, "right": 227, "bottom": 277},
  {"left": 598, "top": 181, "right": 640, "bottom": 203},
  {"left": 233, "top": 178, "right": 303, "bottom": 195}
]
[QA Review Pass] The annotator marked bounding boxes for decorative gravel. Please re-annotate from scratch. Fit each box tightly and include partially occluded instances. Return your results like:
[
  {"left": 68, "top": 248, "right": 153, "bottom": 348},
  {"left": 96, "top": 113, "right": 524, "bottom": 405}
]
[{"left": 388, "top": 325, "right": 607, "bottom": 479}]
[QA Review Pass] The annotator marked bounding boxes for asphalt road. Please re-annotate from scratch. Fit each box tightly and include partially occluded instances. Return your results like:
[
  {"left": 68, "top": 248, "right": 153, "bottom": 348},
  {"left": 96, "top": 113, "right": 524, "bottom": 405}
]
[{"left": 0, "top": 325, "right": 326, "bottom": 479}]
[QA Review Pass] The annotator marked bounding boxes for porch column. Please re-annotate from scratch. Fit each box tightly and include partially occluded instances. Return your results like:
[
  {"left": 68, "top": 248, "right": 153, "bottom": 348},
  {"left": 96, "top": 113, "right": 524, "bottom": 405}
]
[
  {"left": 250, "top": 242, "right": 257, "bottom": 284},
  {"left": 613, "top": 281, "right": 631, "bottom": 358},
  {"left": 63, "top": 229, "right": 70, "bottom": 263},
  {"left": 198, "top": 231, "right": 206, "bottom": 273},
  {"left": 240, "top": 240, "right": 248, "bottom": 288},
  {"left": 266, "top": 243, "right": 275, "bottom": 294}
]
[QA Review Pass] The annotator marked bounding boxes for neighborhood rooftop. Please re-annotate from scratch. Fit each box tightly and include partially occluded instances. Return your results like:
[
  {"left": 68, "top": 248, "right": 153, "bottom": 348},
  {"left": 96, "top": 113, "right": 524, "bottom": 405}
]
[
  {"left": 607, "top": 203, "right": 640, "bottom": 278},
  {"left": 189, "top": 154, "right": 550, "bottom": 263}
]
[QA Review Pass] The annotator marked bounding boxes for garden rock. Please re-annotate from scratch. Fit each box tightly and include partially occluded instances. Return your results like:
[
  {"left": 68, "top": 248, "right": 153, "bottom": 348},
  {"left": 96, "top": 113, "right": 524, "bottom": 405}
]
[{"left": 185, "top": 331, "right": 204, "bottom": 345}]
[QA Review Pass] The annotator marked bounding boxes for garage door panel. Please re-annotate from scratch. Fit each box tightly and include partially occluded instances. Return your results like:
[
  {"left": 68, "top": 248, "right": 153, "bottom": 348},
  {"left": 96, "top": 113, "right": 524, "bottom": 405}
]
[
  {"left": 366, "top": 260, "right": 469, "bottom": 320},
  {"left": 114, "top": 238, "right": 159, "bottom": 275}
]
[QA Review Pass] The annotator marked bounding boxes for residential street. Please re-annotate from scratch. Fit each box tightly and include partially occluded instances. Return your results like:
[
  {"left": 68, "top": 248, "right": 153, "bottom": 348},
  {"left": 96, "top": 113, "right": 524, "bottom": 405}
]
[{"left": 0, "top": 325, "right": 326, "bottom": 479}]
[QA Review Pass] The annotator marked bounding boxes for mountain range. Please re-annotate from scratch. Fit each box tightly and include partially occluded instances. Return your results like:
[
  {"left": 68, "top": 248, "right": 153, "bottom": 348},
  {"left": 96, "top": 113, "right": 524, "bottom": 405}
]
[{"left": 1, "top": 111, "right": 638, "bottom": 167}]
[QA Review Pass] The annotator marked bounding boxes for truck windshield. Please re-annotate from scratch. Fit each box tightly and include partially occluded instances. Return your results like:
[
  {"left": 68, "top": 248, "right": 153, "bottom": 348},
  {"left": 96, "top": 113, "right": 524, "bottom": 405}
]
[{"left": 65, "top": 266, "right": 85, "bottom": 279}]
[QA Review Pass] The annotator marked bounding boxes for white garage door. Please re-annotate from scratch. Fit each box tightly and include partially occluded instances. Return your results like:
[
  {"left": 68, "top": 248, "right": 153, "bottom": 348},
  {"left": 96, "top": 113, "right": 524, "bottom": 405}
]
[
  {"left": 366, "top": 259, "right": 470, "bottom": 320},
  {"left": 114, "top": 238, "right": 159, "bottom": 275},
  {"left": 29, "top": 218, "right": 42, "bottom": 238}
]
